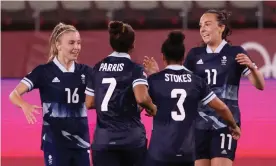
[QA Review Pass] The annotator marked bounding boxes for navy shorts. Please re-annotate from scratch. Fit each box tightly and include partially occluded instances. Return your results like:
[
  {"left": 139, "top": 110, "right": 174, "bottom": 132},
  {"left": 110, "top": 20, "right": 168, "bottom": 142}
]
[
  {"left": 92, "top": 145, "right": 147, "bottom": 166},
  {"left": 43, "top": 141, "right": 90, "bottom": 166},
  {"left": 195, "top": 127, "right": 238, "bottom": 161},
  {"left": 144, "top": 153, "right": 194, "bottom": 166}
]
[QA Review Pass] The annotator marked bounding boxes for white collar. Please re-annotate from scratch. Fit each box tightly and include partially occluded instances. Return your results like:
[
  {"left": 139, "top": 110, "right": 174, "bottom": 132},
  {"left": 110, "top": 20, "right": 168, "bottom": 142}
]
[
  {"left": 109, "top": 51, "right": 131, "bottom": 59},
  {"left": 165, "top": 65, "right": 191, "bottom": 72},
  {"left": 53, "top": 56, "right": 75, "bottom": 72},
  {"left": 206, "top": 39, "right": 227, "bottom": 53}
]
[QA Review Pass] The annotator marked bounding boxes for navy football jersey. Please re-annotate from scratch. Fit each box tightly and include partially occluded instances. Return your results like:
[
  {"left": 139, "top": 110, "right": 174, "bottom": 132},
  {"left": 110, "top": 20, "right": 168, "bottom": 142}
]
[
  {"left": 85, "top": 52, "right": 147, "bottom": 150},
  {"left": 147, "top": 65, "right": 216, "bottom": 162},
  {"left": 184, "top": 40, "right": 257, "bottom": 130},
  {"left": 21, "top": 57, "right": 91, "bottom": 149}
]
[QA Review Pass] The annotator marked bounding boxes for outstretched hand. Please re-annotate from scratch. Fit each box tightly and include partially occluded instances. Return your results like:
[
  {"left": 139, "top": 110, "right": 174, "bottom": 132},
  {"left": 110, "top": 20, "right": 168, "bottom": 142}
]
[
  {"left": 143, "top": 56, "right": 160, "bottom": 75},
  {"left": 235, "top": 53, "right": 255, "bottom": 70},
  {"left": 21, "top": 103, "right": 41, "bottom": 124}
]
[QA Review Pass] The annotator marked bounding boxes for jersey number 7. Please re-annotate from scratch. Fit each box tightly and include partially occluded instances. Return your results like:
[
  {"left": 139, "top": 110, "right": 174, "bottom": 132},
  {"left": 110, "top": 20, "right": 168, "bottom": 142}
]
[
  {"left": 171, "top": 89, "right": 187, "bottom": 121},
  {"left": 101, "top": 78, "right": 117, "bottom": 111}
]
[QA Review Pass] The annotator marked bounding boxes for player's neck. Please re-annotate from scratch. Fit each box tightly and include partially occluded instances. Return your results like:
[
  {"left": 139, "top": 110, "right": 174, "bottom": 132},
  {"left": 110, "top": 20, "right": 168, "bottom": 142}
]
[
  {"left": 166, "top": 62, "right": 183, "bottom": 66},
  {"left": 57, "top": 56, "right": 74, "bottom": 71},
  {"left": 208, "top": 38, "right": 223, "bottom": 53}
]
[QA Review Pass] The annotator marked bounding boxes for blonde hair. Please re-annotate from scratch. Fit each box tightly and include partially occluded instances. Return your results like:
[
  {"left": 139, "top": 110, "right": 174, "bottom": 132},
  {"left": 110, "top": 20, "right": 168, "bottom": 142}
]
[{"left": 48, "top": 23, "right": 77, "bottom": 62}]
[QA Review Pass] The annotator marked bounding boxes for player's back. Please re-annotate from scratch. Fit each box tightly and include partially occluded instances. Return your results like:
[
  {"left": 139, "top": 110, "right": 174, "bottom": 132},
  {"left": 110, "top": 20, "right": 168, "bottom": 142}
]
[
  {"left": 147, "top": 65, "right": 216, "bottom": 162},
  {"left": 89, "top": 52, "right": 147, "bottom": 150}
]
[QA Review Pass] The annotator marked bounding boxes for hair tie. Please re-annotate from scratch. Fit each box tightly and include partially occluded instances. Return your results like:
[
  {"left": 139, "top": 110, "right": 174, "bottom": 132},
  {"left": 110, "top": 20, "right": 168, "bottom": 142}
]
[{"left": 55, "top": 28, "right": 76, "bottom": 42}]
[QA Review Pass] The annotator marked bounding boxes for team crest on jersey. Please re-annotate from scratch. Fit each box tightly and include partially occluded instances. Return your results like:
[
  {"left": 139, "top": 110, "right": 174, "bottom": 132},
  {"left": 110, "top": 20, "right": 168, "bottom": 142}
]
[
  {"left": 221, "top": 56, "right": 227, "bottom": 65},
  {"left": 48, "top": 155, "right": 53, "bottom": 165},
  {"left": 81, "top": 74, "right": 85, "bottom": 84}
]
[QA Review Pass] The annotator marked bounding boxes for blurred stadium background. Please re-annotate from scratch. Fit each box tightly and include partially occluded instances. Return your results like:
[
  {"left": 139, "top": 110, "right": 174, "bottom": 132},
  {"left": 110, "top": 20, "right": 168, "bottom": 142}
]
[{"left": 1, "top": 1, "right": 276, "bottom": 166}]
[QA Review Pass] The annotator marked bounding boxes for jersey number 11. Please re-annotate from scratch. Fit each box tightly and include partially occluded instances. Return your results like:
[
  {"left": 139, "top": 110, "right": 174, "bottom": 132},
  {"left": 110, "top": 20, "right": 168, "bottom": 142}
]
[{"left": 205, "top": 69, "right": 217, "bottom": 85}]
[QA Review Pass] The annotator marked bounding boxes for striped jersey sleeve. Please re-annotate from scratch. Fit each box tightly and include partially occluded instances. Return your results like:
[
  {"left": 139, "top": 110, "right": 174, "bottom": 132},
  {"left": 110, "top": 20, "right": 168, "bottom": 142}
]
[
  {"left": 21, "top": 65, "right": 43, "bottom": 91},
  {"left": 132, "top": 65, "right": 148, "bottom": 88},
  {"left": 85, "top": 67, "right": 95, "bottom": 96},
  {"left": 238, "top": 46, "right": 258, "bottom": 76},
  {"left": 242, "top": 63, "right": 258, "bottom": 76},
  {"left": 199, "top": 79, "right": 217, "bottom": 105}
]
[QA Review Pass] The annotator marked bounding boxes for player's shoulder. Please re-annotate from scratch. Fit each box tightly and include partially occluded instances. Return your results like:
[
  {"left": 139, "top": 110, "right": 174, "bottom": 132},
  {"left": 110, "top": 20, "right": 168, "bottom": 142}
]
[
  {"left": 229, "top": 45, "right": 244, "bottom": 50},
  {"left": 191, "top": 72, "right": 204, "bottom": 83},
  {"left": 75, "top": 63, "right": 93, "bottom": 73},
  {"left": 147, "top": 69, "right": 167, "bottom": 82},
  {"left": 27, "top": 61, "right": 61, "bottom": 76},
  {"left": 182, "top": 66, "right": 204, "bottom": 84},
  {"left": 131, "top": 61, "right": 143, "bottom": 70},
  {"left": 182, "top": 66, "right": 193, "bottom": 74},
  {"left": 189, "top": 46, "right": 206, "bottom": 54},
  {"left": 130, "top": 62, "right": 148, "bottom": 79},
  {"left": 186, "top": 47, "right": 206, "bottom": 60},
  {"left": 147, "top": 72, "right": 159, "bottom": 80},
  {"left": 30, "top": 62, "right": 50, "bottom": 73},
  {"left": 227, "top": 45, "right": 246, "bottom": 54},
  {"left": 92, "top": 58, "right": 106, "bottom": 70}
]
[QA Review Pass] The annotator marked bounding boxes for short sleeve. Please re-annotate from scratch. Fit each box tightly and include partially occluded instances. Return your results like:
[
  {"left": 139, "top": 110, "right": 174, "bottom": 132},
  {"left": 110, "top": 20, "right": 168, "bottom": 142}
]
[
  {"left": 199, "top": 79, "right": 217, "bottom": 105},
  {"left": 85, "top": 67, "right": 95, "bottom": 96},
  {"left": 184, "top": 48, "right": 195, "bottom": 72},
  {"left": 21, "top": 65, "right": 43, "bottom": 91},
  {"left": 132, "top": 65, "right": 148, "bottom": 88},
  {"left": 238, "top": 47, "right": 258, "bottom": 77}
]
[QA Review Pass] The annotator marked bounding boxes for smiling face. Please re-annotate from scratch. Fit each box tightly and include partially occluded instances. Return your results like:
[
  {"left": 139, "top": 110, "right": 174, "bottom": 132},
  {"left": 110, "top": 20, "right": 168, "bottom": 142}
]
[
  {"left": 199, "top": 13, "right": 225, "bottom": 45},
  {"left": 56, "top": 31, "right": 81, "bottom": 61}
]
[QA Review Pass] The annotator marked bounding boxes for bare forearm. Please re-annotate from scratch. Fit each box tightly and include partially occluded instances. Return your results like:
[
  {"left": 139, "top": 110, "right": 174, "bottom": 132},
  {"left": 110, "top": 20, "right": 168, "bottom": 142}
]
[
  {"left": 9, "top": 90, "right": 27, "bottom": 108},
  {"left": 133, "top": 84, "right": 157, "bottom": 116},
  {"left": 248, "top": 68, "right": 265, "bottom": 90},
  {"left": 217, "top": 106, "right": 237, "bottom": 128},
  {"left": 137, "top": 96, "right": 156, "bottom": 116},
  {"left": 137, "top": 95, "right": 153, "bottom": 109},
  {"left": 209, "top": 98, "right": 237, "bottom": 128},
  {"left": 85, "top": 104, "right": 94, "bottom": 110},
  {"left": 85, "top": 96, "right": 95, "bottom": 110}
]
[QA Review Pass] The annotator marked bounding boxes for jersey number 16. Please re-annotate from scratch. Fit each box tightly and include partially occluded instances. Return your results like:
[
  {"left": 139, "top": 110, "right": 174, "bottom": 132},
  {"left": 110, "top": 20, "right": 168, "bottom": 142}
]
[{"left": 65, "top": 88, "right": 79, "bottom": 103}]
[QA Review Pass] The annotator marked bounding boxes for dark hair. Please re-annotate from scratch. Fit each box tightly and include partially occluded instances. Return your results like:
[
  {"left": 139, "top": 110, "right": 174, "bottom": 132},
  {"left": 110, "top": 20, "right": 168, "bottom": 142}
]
[
  {"left": 204, "top": 9, "right": 232, "bottom": 42},
  {"left": 108, "top": 21, "right": 135, "bottom": 53},
  {"left": 161, "top": 31, "right": 185, "bottom": 62}
]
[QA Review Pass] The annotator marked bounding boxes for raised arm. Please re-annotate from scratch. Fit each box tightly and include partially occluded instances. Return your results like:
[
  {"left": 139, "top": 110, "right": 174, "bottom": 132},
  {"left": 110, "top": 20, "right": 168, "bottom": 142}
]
[
  {"left": 143, "top": 56, "right": 160, "bottom": 76},
  {"left": 236, "top": 53, "right": 265, "bottom": 90}
]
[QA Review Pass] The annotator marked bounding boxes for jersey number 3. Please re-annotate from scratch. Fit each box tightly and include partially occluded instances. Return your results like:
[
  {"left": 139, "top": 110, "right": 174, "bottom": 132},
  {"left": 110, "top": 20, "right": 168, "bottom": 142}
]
[
  {"left": 171, "top": 89, "right": 187, "bottom": 121},
  {"left": 101, "top": 78, "right": 117, "bottom": 111}
]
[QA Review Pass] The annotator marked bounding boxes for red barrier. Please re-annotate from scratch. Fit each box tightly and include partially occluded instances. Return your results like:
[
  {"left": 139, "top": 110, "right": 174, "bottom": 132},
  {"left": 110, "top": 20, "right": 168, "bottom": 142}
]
[{"left": 1, "top": 29, "right": 276, "bottom": 78}]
